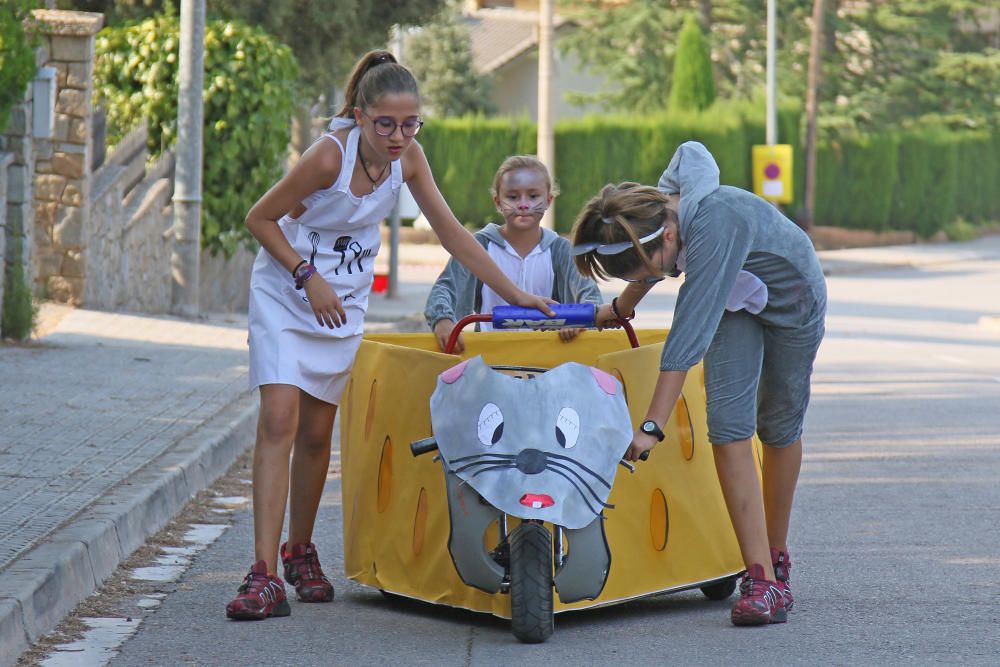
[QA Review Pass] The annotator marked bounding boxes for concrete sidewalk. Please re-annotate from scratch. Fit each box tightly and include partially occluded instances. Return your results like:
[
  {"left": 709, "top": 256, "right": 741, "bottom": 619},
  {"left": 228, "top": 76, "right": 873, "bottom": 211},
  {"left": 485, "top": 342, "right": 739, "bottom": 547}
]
[{"left": 2, "top": 232, "right": 998, "bottom": 666}]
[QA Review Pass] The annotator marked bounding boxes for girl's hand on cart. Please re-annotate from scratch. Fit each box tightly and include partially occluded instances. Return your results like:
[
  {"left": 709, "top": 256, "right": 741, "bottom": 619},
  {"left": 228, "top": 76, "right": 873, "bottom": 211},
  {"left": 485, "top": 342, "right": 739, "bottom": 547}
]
[
  {"left": 558, "top": 327, "right": 584, "bottom": 342},
  {"left": 305, "top": 278, "right": 347, "bottom": 328},
  {"left": 625, "top": 429, "right": 658, "bottom": 462},
  {"left": 595, "top": 304, "right": 621, "bottom": 330},
  {"left": 433, "top": 319, "right": 465, "bottom": 354},
  {"left": 510, "top": 290, "right": 557, "bottom": 317}
]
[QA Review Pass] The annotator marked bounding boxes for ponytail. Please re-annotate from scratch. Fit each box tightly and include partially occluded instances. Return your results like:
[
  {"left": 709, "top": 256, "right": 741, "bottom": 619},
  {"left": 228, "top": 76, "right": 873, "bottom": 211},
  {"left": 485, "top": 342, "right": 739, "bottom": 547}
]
[{"left": 337, "top": 50, "right": 420, "bottom": 118}]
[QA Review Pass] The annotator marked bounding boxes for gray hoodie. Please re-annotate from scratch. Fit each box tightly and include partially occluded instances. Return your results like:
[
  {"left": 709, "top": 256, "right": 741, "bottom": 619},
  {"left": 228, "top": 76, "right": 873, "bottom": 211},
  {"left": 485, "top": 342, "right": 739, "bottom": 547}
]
[
  {"left": 424, "top": 223, "right": 603, "bottom": 330},
  {"left": 656, "top": 141, "right": 827, "bottom": 371}
]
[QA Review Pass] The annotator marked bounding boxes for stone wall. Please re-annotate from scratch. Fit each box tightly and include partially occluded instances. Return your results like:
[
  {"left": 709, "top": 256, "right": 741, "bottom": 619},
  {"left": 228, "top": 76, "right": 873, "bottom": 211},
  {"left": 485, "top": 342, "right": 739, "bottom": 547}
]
[
  {"left": 31, "top": 9, "right": 104, "bottom": 305},
  {"left": 200, "top": 245, "right": 254, "bottom": 314},
  {"left": 0, "top": 153, "right": 11, "bottom": 312}
]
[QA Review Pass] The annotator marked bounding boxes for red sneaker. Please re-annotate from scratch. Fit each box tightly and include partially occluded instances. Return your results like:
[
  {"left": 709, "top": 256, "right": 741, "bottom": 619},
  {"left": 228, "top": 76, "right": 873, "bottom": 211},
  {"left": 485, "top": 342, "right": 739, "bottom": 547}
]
[
  {"left": 225, "top": 560, "right": 291, "bottom": 620},
  {"left": 771, "top": 547, "right": 794, "bottom": 611},
  {"left": 731, "top": 564, "right": 786, "bottom": 626},
  {"left": 281, "top": 542, "right": 335, "bottom": 602}
]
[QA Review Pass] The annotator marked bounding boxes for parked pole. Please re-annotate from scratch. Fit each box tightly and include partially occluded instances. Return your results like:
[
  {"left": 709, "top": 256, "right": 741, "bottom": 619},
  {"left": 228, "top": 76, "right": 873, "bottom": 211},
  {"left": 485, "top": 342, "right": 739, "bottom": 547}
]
[
  {"left": 171, "top": 0, "right": 205, "bottom": 317},
  {"left": 765, "top": 0, "right": 777, "bottom": 146},
  {"left": 387, "top": 24, "right": 403, "bottom": 298},
  {"left": 537, "top": 0, "right": 555, "bottom": 229}
]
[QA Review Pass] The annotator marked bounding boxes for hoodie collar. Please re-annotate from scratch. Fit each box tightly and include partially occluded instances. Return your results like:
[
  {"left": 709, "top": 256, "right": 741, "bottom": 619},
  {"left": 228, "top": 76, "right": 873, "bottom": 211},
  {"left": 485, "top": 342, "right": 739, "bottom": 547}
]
[{"left": 481, "top": 222, "right": 559, "bottom": 251}]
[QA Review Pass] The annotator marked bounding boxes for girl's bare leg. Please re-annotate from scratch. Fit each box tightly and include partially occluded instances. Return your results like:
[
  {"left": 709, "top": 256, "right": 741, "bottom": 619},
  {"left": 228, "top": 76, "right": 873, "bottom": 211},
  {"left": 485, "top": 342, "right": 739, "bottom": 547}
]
[
  {"left": 252, "top": 384, "right": 300, "bottom": 574},
  {"left": 761, "top": 439, "right": 802, "bottom": 552},
  {"left": 713, "top": 438, "right": 776, "bottom": 580},
  {"left": 287, "top": 391, "right": 337, "bottom": 546}
]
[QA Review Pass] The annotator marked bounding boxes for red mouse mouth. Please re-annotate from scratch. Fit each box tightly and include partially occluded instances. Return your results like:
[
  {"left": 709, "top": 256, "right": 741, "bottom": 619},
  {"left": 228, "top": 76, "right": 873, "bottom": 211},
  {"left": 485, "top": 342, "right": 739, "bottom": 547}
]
[{"left": 520, "top": 493, "right": 554, "bottom": 509}]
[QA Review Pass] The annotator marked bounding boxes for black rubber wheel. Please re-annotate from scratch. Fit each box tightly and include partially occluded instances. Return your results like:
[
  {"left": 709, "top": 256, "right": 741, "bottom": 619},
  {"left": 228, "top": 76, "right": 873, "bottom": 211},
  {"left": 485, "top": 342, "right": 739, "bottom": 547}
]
[
  {"left": 700, "top": 577, "right": 738, "bottom": 601},
  {"left": 509, "top": 522, "right": 554, "bottom": 644}
]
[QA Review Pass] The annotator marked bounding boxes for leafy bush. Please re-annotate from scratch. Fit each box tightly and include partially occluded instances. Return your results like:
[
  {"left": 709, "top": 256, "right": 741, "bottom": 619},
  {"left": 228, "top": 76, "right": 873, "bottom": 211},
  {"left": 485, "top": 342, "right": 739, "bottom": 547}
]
[
  {"left": 1, "top": 249, "right": 37, "bottom": 340},
  {"left": 94, "top": 15, "right": 299, "bottom": 255},
  {"left": 0, "top": 1, "right": 39, "bottom": 134}
]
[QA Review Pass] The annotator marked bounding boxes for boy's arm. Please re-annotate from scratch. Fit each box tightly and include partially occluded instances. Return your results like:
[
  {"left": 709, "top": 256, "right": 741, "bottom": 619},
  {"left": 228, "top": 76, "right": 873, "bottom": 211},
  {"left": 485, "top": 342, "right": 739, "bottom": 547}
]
[{"left": 424, "top": 257, "right": 470, "bottom": 330}]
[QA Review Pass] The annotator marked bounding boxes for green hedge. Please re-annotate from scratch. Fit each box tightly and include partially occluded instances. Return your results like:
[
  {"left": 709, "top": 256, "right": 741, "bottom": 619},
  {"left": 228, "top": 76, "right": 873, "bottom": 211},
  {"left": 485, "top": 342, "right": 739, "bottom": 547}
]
[
  {"left": 414, "top": 106, "right": 999, "bottom": 237},
  {"left": 95, "top": 15, "right": 299, "bottom": 256},
  {"left": 422, "top": 101, "right": 801, "bottom": 233},
  {"left": 889, "top": 129, "right": 957, "bottom": 237}
]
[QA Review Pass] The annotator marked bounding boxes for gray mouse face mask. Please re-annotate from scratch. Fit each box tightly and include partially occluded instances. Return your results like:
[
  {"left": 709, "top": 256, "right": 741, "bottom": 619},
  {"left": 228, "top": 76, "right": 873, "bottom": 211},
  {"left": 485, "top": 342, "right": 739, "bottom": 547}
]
[{"left": 429, "top": 356, "right": 633, "bottom": 529}]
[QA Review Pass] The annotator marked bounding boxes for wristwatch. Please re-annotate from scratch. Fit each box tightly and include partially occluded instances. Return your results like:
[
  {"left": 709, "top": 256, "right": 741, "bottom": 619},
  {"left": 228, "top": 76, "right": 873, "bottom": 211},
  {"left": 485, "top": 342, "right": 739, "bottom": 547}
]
[{"left": 640, "top": 419, "right": 665, "bottom": 442}]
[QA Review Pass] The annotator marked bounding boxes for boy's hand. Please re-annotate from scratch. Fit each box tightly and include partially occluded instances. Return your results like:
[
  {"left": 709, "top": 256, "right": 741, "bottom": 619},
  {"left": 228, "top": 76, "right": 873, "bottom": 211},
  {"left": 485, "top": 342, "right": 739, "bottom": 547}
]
[
  {"left": 558, "top": 327, "right": 583, "bottom": 342},
  {"left": 433, "top": 319, "right": 464, "bottom": 354}
]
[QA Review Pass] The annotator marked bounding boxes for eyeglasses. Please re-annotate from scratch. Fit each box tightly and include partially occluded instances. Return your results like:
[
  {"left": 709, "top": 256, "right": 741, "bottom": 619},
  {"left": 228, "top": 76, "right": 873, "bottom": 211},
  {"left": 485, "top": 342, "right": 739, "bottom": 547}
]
[{"left": 364, "top": 113, "right": 424, "bottom": 137}]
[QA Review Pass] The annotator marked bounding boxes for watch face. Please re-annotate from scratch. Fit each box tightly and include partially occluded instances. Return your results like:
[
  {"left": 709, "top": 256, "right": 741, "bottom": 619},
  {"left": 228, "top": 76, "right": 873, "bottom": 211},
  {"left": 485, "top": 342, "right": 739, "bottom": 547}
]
[{"left": 642, "top": 421, "right": 654, "bottom": 433}]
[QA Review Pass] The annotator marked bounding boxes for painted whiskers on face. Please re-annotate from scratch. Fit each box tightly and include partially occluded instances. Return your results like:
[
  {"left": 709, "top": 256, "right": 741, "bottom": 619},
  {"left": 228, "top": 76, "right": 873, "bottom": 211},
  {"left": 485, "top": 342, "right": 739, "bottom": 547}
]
[{"left": 498, "top": 198, "right": 549, "bottom": 218}]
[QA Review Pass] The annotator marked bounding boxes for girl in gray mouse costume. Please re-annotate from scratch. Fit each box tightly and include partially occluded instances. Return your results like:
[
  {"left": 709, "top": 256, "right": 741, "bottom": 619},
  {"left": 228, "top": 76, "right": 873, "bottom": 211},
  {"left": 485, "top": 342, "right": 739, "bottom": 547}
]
[{"left": 572, "top": 141, "right": 826, "bottom": 627}]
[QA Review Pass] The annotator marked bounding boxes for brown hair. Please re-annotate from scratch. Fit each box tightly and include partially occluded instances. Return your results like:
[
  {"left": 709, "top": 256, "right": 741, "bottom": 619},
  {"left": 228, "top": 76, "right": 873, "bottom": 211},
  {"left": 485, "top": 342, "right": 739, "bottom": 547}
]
[
  {"left": 490, "top": 155, "right": 560, "bottom": 198},
  {"left": 571, "top": 182, "right": 678, "bottom": 281},
  {"left": 337, "top": 50, "right": 420, "bottom": 117}
]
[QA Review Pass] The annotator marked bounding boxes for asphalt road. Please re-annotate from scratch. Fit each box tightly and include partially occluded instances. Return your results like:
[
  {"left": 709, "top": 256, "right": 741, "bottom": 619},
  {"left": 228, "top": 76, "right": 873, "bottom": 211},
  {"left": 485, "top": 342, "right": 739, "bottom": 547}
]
[{"left": 37, "top": 250, "right": 1000, "bottom": 666}]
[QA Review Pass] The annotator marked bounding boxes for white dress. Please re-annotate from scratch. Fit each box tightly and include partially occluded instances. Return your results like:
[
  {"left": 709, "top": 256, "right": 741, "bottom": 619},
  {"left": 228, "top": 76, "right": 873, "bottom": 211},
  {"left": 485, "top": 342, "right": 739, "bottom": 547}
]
[{"left": 248, "top": 118, "right": 402, "bottom": 404}]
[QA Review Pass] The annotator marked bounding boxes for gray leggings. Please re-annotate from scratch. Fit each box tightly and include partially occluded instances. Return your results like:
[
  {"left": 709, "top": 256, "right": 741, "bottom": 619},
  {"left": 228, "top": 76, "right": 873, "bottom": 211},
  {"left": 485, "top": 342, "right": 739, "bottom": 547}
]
[{"left": 703, "top": 310, "right": 824, "bottom": 447}]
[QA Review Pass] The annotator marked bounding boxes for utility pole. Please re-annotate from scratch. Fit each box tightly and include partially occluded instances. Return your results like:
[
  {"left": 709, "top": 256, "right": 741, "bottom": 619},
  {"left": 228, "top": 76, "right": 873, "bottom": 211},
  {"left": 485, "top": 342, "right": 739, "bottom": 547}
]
[
  {"left": 387, "top": 25, "right": 404, "bottom": 299},
  {"left": 537, "top": 0, "right": 555, "bottom": 229},
  {"left": 765, "top": 0, "right": 777, "bottom": 146},
  {"left": 803, "top": 0, "right": 827, "bottom": 231},
  {"left": 171, "top": 0, "right": 205, "bottom": 317}
]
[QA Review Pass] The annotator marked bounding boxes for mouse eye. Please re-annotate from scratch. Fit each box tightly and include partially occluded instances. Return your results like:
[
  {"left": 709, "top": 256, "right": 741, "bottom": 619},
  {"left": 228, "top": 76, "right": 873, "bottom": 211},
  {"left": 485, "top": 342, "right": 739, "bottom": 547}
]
[
  {"left": 555, "top": 407, "right": 580, "bottom": 449},
  {"left": 478, "top": 403, "right": 504, "bottom": 447}
]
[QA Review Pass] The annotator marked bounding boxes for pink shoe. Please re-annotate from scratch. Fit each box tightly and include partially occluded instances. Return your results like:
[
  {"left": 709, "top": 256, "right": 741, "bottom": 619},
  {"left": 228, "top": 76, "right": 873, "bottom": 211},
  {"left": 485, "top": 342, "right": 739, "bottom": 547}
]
[
  {"left": 281, "top": 542, "right": 335, "bottom": 602},
  {"left": 731, "top": 564, "right": 786, "bottom": 626},
  {"left": 771, "top": 547, "right": 794, "bottom": 611},
  {"left": 225, "top": 560, "right": 290, "bottom": 620}
]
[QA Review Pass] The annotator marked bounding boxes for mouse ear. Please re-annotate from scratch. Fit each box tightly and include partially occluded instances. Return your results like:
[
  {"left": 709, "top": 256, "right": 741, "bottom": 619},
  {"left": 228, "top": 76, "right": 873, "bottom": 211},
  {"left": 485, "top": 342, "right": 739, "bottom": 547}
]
[
  {"left": 589, "top": 367, "right": 618, "bottom": 395},
  {"left": 440, "top": 359, "right": 471, "bottom": 384}
]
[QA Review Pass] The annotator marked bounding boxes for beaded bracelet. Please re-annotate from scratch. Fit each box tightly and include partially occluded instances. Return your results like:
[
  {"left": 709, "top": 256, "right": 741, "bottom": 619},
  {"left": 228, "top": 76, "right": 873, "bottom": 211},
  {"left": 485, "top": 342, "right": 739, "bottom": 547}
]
[
  {"left": 611, "top": 297, "right": 635, "bottom": 321},
  {"left": 294, "top": 263, "right": 317, "bottom": 290}
]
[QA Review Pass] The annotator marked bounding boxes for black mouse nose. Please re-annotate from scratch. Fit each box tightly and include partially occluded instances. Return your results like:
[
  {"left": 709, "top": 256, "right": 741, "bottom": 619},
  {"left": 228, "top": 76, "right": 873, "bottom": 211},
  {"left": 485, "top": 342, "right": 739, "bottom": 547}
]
[{"left": 515, "top": 449, "right": 547, "bottom": 475}]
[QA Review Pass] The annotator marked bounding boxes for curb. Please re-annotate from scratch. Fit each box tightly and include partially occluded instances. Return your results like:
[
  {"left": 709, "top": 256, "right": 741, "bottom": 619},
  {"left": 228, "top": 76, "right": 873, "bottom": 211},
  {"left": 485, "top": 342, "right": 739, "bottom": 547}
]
[{"left": 0, "top": 394, "right": 258, "bottom": 667}]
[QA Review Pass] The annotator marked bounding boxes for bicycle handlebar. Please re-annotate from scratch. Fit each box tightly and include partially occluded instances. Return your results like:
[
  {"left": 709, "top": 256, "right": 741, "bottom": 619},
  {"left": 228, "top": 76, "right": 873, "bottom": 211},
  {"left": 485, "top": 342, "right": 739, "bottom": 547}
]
[{"left": 445, "top": 304, "right": 639, "bottom": 353}]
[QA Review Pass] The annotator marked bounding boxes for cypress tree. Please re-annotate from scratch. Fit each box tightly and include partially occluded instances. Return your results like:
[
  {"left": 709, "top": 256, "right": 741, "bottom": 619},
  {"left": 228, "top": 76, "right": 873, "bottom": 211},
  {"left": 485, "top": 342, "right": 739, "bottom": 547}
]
[{"left": 668, "top": 14, "right": 716, "bottom": 112}]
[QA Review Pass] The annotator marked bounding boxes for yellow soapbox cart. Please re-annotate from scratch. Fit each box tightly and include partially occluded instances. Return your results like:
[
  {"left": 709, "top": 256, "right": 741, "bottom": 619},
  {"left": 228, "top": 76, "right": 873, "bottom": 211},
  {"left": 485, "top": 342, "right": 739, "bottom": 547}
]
[{"left": 339, "top": 305, "right": 746, "bottom": 643}]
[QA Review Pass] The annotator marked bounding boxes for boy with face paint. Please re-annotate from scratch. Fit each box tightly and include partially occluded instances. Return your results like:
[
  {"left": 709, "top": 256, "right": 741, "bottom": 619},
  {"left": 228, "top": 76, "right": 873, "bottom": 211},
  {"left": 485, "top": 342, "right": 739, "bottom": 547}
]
[{"left": 425, "top": 156, "right": 603, "bottom": 353}]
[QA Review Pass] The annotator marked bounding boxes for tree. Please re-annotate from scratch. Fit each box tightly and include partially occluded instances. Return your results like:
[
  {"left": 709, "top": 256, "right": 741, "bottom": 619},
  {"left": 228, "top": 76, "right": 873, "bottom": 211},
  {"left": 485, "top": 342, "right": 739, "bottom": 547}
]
[
  {"left": 669, "top": 14, "right": 716, "bottom": 111},
  {"left": 803, "top": 0, "right": 830, "bottom": 230},
  {"left": 821, "top": 0, "right": 1000, "bottom": 128},
  {"left": 1, "top": 0, "right": 39, "bottom": 134},
  {"left": 406, "top": 10, "right": 493, "bottom": 117},
  {"left": 558, "top": 0, "right": 813, "bottom": 112},
  {"left": 63, "top": 0, "right": 447, "bottom": 101}
]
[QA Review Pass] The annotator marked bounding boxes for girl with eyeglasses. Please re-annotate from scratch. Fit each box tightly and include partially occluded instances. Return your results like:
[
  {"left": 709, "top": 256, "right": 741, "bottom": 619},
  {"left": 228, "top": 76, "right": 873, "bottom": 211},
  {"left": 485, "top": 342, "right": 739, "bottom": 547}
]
[
  {"left": 571, "top": 141, "right": 827, "bottom": 627},
  {"left": 229, "top": 49, "right": 556, "bottom": 621}
]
